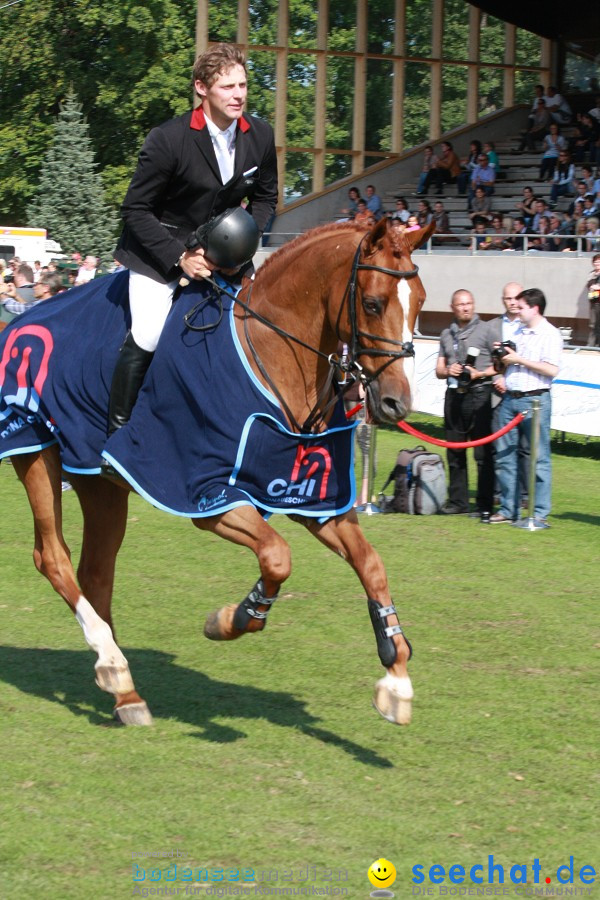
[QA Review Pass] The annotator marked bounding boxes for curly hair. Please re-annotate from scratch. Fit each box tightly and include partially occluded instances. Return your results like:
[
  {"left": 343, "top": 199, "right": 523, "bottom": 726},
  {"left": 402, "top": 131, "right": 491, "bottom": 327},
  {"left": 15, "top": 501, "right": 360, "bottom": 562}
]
[{"left": 192, "top": 43, "right": 246, "bottom": 94}]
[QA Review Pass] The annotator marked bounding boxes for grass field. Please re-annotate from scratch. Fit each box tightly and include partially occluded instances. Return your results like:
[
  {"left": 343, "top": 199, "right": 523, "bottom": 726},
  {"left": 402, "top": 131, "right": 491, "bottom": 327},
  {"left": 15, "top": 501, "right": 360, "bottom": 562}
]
[{"left": 1, "top": 419, "right": 598, "bottom": 899}]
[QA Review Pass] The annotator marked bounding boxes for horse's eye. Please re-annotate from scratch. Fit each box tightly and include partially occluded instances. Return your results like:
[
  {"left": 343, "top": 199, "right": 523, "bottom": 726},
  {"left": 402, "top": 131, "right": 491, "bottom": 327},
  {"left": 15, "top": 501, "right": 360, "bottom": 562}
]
[{"left": 362, "top": 297, "right": 383, "bottom": 316}]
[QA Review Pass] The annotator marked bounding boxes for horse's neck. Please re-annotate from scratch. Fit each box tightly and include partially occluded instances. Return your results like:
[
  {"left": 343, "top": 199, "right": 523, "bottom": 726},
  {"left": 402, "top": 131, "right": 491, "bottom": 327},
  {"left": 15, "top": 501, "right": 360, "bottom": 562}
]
[{"left": 238, "top": 229, "right": 358, "bottom": 427}]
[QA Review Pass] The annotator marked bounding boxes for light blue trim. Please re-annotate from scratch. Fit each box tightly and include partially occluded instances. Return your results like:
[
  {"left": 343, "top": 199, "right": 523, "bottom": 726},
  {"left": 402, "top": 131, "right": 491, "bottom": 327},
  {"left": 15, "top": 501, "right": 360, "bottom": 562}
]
[
  {"left": 0, "top": 439, "right": 57, "bottom": 460},
  {"left": 102, "top": 451, "right": 253, "bottom": 518},
  {"left": 231, "top": 488, "right": 356, "bottom": 519},
  {"left": 554, "top": 379, "right": 600, "bottom": 390},
  {"left": 228, "top": 299, "right": 281, "bottom": 408},
  {"left": 62, "top": 464, "right": 102, "bottom": 475}
]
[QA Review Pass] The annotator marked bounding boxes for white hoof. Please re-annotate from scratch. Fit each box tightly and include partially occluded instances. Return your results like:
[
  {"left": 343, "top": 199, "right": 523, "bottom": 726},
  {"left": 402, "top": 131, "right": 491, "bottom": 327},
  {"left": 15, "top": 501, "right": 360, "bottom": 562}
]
[
  {"left": 373, "top": 673, "right": 413, "bottom": 725},
  {"left": 114, "top": 701, "right": 154, "bottom": 726},
  {"left": 95, "top": 661, "right": 135, "bottom": 695}
]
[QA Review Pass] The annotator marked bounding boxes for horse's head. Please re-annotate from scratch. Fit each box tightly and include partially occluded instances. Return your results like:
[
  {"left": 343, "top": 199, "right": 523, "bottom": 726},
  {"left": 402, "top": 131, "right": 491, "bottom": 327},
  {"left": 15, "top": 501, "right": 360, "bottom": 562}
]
[{"left": 345, "top": 218, "right": 435, "bottom": 424}]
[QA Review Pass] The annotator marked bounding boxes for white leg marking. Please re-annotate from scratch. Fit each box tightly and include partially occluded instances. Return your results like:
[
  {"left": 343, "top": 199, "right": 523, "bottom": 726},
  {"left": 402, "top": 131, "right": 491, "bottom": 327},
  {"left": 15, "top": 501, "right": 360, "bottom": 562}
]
[{"left": 75, "top": 595, "right": 127, "bottom": 668}]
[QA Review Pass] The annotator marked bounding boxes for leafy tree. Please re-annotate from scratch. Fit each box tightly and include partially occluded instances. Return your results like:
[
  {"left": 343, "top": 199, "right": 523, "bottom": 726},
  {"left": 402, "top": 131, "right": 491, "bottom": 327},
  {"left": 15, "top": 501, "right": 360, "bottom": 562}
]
[{"left": 27, "top": 91, "right": 117, "bottom": 264}]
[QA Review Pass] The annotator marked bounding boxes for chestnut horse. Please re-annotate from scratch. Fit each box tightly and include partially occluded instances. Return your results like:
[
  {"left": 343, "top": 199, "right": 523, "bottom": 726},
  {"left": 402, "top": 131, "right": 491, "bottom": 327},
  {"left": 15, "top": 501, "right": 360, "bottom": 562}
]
[{"left": 5, "top": 217, "right": 434, "bottom": 727}]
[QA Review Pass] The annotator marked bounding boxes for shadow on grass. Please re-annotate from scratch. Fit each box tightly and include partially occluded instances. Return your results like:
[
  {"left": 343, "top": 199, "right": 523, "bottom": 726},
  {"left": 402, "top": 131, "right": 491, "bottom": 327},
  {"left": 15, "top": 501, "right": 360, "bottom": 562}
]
[
  {"left": 552, "top": 512, "right": 600, "bottom": 526},
  {"left": 0, "top": 645, "right": 393, "bottom": 768}
]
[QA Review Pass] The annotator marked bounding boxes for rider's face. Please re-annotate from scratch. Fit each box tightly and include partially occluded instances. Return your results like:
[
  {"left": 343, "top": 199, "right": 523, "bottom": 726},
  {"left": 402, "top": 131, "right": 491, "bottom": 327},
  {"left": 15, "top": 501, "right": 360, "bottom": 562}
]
[{"left": 195, "top": 64, "right": 247, "bottom": 130}]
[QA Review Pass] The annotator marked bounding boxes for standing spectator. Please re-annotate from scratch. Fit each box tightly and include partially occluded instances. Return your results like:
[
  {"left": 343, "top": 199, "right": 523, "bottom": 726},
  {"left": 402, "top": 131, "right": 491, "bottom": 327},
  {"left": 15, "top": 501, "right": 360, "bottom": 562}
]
[
  {"left": 111, "top": 42, "right": 277, "bottom": 432},
  {"left": 32, "top": 272, "right": 63, "bottom": 301},
  {"left": 75, "top": 255, "right": 98, "bottom": 285},
  {"left": 586, "top": 253, "right": 600, "bottom": 345},
  {"left": 415, "top": 145, "right": 438, "bottom": 195},
  {"left": 1, "top": 264, "right": 36, "bottom": 316},
  {"left": 435, "top": 289, "right": 496, "bottom": 517},
  {"left": 549, "top": 152, "right": 576, "bottom": 207},
  {"left": 491, "top": 289, "right": 562, "bottom": 526},
  {"left": 423, "top": 141, "right": 461, "bottom": 196},
  {"left": 365, "top": 184, "right": 383, "bottom": 221},
  {"left": 538, "top": 124, "right": 567, "bottom": 181}
]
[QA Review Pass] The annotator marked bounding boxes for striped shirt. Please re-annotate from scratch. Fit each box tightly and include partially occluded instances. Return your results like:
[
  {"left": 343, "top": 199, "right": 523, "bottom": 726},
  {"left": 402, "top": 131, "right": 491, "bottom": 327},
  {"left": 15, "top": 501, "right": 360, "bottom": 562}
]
[{"left": 505, "top": 317, "right": 562, "bottom": 392}]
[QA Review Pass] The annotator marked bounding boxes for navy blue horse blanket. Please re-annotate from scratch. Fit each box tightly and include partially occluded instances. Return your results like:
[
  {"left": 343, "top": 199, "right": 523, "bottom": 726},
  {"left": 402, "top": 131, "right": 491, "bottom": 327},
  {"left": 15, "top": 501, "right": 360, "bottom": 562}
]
[{"left": 0, "top": 272, "right": 357, "bottom": 518}]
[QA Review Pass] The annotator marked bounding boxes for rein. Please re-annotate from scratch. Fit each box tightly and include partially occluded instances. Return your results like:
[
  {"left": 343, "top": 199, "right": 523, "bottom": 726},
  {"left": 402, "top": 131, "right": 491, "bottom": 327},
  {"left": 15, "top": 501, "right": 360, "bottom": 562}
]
[{"left": 183, "top": 236, "right": 420, "bottom": 432}]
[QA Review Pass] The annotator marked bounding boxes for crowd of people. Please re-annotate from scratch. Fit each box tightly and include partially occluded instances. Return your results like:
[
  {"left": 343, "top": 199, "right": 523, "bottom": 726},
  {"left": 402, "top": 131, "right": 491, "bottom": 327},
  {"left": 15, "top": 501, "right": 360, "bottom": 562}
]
[{"left": 0, "top": 253, "right": 100, "bottom": 318}]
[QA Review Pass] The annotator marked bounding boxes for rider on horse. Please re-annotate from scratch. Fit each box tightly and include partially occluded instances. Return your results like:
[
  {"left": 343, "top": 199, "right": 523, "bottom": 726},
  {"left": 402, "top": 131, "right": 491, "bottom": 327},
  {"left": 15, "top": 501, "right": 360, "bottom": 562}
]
[{"left": 109, "top": 42, "right": 278, "bottom": 433}]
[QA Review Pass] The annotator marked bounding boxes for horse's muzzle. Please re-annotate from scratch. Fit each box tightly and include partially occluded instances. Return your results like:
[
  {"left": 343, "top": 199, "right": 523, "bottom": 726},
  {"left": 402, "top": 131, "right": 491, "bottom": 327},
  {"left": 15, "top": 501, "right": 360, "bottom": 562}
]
[{"left": 366, "top": 381, "right": 410, "bottom": 424}]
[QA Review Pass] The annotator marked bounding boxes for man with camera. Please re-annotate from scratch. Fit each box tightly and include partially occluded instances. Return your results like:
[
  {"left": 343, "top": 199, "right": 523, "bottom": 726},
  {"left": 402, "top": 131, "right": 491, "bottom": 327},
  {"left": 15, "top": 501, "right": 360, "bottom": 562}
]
[
  {"left": 490, "top": 288, "right": 562, "bottom": 526},
  {"left": 110, "top": 42, "right": 278, "bottom": 433},
  {"left": 436, "top": 289, "right": 496, "bottom": 517}
]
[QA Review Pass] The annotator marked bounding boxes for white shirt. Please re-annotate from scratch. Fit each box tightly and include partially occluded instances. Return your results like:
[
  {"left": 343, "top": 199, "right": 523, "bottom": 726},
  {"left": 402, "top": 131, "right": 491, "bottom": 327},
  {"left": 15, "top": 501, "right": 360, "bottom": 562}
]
[
  {"left": 505, "top": 317, "right": 562, "bottom": 392},
  {"left": 205, "top": 116, "right": 237, "bottom": 184}
]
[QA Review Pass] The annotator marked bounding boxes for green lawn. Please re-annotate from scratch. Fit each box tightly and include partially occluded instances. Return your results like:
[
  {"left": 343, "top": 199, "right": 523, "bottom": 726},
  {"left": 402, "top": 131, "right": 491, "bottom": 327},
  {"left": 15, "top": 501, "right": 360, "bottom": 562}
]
[{"left": 1, "top": 421, "right": 598, "bottom": 898}]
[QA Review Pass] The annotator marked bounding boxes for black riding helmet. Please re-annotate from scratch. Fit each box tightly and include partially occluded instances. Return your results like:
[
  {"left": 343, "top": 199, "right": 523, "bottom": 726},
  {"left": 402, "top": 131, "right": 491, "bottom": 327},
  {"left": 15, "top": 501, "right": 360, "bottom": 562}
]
[{"left": 186, "top": 206, "right": 260, "bottom": 270}]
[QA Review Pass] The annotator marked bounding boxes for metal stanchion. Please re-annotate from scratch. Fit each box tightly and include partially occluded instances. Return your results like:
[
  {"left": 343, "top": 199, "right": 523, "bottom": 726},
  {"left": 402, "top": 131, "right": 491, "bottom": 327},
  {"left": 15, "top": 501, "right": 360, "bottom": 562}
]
[
  {"left": 515, "top": 397, "right": 549, "bottom": 531},
  {"left": 356, "top": 410, "right": 380, "bottom": 515}
]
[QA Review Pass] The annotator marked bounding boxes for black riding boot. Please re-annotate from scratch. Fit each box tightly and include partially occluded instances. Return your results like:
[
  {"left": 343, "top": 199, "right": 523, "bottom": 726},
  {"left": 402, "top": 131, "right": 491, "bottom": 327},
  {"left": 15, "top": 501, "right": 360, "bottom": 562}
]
[{"left": 107, "top": 332, "right": 154, "bottom": 434}]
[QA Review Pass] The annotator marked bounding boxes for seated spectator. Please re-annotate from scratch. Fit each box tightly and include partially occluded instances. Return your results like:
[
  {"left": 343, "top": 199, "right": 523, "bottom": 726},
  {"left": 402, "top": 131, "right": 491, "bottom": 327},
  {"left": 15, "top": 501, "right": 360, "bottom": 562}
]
[
  {"left": 547, "top": 212, "right": 567, "bottom": 251},
  {"left": 531, "top": 198, "right": 550, "bottom": 232},
  {"left": 569, "top": 113, "right": 600, "bottom": 163},
  {"left": 582, "top": 195, "right": 598, "bottom": 218},
  {"left": 468, "top": 186, "right": 492, "bottom": 223},
  {"left": 422, "top": 141, "right": 461, "bottom": 196},
  {"left": 539, "top": 123, "right": 567, "bottom": 181},
  {"left": 517, "top": 99, "right": 551, "bottom": 151},
  {"left": 392, "top": 196, "right": 411, "bottom": 223},
  {"left": 417, "top": 198, "right": 433, "bottom": 227},
  {"left": 340, "top": 186, "right": 360, "bottom": 219},
  {"left": 483, "top": 141, "right": 499, "bottom": 172},
  {"left": 549, "top": 153, "right": 577, "bottom": 207},
  {"left": 432, "top": 199, "right": 450, "bottom": 234},
  {"left": 588, "top": 96, "right": 600, "bottom": 124},
  {"left": 508, "top": 217, "right": 528, "bottom": 251},
  {"left": 529, "top": 216, "right": 553, "bottom": 251},
  {"left": 545, "top": 85, "right": 572, "bottom": 126},
  {"left": 471, "top": 216, "right": 489, "bottom": 249},
  {"left": 515, "top": 186, "right": 537, "bottom": 227},
  {"left": 354, "top": 199, "right": 375, "bottom": 227},
  {"left": 404, "top": 214, "right": 420, "bottom": 232},
  {"left": 415, "top": 145, "right": 438, "bottom": 195},
  {"left": 365, "top": 184, "right": 384, "bottom": 221},
  {"left": 567, "top": 180, "right": 592, "bottom": 215},
  {"left": 526, "top": 84, "right": 545, "bottom": 126},
  {"left": 480, "top": 214, "right": 510, "bottom": 251},
  {"left": 456, "top": 140, "right": 482, "bottom": 195},
  {"left": 502, "top": 215, "right": 514, "bottom": 237},
  {"left": 389, "top": 217, "right": 406, "bottom": 235},
  {"left": 579, "top": 164, "right": 596, "bottom": 194},
  {"left": 585, "top": 217, "right": 600, "bottom": 252},
  {"left": 468, "top": 153, "right": 496, "bottom": 209}
]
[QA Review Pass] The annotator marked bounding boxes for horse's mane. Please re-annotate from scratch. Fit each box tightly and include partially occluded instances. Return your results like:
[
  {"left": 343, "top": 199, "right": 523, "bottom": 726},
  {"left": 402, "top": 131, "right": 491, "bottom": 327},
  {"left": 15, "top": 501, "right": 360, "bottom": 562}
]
[{"left": 255, "top": 221, "right": 366, "bottom": 280}]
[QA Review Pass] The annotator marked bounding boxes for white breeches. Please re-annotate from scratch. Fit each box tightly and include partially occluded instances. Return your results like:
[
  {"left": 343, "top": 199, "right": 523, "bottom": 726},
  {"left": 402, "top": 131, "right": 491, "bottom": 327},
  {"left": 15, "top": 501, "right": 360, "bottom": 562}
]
[{"left": 129, "top": 270, "right": 179, "bottom": 352}]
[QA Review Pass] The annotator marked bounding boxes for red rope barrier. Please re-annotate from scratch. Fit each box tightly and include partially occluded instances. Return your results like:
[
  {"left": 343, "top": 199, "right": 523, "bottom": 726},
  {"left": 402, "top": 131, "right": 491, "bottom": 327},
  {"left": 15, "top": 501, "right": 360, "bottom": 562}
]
[{"left": 397, "top": 413, "right": 525, "bottom": 449}]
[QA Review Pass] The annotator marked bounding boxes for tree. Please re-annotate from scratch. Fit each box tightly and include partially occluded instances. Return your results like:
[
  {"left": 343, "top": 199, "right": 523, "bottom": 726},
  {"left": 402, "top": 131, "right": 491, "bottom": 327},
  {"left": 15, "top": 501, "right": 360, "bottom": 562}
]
[{"left": 27, "top": 91, "right": 117, "bottom": 265}]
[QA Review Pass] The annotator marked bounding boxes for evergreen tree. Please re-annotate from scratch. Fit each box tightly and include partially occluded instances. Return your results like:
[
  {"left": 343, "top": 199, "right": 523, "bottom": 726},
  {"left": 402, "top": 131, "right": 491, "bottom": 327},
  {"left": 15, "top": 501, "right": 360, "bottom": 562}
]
[{"left": 27, "top": 91, "right": 118, "bottom": 266}]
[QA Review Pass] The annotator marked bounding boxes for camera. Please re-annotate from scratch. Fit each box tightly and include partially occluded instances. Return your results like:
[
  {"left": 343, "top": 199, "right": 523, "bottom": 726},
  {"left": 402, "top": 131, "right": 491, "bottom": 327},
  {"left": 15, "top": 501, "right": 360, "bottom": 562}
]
[
  {"left": 455, "top": 346, "right": 479, "bottom": 393},
  {"left": 491, "top": 340, "right": 516, "bottom": 361}
]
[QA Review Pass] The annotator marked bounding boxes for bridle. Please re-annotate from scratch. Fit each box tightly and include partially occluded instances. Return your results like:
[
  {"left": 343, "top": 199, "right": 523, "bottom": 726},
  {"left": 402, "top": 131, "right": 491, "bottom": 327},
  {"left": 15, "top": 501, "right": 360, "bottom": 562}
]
[{"left": 183, "top": 233, "right": 421, "bottom": 432}]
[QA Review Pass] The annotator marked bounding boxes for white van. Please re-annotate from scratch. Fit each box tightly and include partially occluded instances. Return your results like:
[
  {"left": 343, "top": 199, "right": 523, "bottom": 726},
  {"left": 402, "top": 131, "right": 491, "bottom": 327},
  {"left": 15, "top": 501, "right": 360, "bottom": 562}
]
[{"left": 0, "top": 226, "right": 64, "bottom": 267}]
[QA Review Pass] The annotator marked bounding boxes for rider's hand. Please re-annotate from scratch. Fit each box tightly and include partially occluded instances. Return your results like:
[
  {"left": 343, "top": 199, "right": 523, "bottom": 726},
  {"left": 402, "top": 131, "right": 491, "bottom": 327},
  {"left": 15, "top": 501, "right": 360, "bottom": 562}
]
[{"left": 179, "top": 247, "right": 215, "bottom": 281}]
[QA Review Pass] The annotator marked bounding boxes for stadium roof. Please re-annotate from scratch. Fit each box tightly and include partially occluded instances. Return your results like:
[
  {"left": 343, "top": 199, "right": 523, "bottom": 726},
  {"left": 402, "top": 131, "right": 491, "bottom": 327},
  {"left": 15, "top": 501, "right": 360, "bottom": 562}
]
[{"left": 474, "top": 1, "right": 600, "bottom": 60}]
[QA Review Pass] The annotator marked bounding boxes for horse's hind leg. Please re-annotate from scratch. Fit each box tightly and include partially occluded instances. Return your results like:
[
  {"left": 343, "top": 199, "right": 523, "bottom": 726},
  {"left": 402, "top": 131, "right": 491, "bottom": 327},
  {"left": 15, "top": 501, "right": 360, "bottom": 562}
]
[
  {"left": 193, "top": 506, "right": 291, "bottom": 641},
  {"left": 12, "top": 448, "right": 151, "bottom": 725},
  {"left": 298, "top": 511, "right": 413, "bottom": 725}
]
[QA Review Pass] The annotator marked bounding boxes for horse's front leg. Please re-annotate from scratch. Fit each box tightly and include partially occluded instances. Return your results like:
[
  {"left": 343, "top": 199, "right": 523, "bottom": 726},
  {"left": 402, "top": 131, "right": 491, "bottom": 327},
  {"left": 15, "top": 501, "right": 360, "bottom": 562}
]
[
  {"left": 194, "top": 505, "right": 291, "bottom": 641},
  {"left": 298, "top": 510, "right": 413, "bottom": 725},
  {"left": 12, "top": 448, "right": 151, "bottom": 725}
]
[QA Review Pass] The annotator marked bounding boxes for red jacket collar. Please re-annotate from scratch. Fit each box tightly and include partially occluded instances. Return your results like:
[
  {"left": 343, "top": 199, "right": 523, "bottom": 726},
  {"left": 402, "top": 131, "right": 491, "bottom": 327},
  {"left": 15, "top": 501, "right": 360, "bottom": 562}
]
[{"left": 190, "top": 107, "right": 251, "bottom": 133}]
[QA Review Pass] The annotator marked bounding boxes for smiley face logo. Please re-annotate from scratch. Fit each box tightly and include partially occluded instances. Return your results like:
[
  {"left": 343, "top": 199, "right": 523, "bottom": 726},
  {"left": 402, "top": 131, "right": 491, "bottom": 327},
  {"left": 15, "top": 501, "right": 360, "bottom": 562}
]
[{"left": 368, "top": 858, "right": 396, "bottom": 889}]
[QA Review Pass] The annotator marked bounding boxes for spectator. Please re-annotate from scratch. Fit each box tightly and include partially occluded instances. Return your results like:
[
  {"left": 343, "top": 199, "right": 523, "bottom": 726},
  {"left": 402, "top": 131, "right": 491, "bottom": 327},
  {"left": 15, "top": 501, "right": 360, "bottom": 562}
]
[
  {"left": 480, "top": 214, "right": 510, "bottom": 251},
  {"left": 435, "top": 289, "right": 496, "bottom": 517},
  {"left": 468, "top": 153, "right": 495, "bottom": 209},
  {"left": 432, "top": 199, "right": 450, "bottom": 235},
  {"left": 416, "top": 199, "right": 433, "bottom": 228},
  {"left": 538, "top": 123, "right": 567, "bottom": 181},
  {"left": 549, "top": 152, "right": 576, "bottom": 207},
  {"left": 582, "top": 196, "right": 598, "bottom": 218},
  {"left": 32, "top": 272, "right": 64, "bottom": 301},
  {"left": 404, "top": 214, "right": 420, "bottom": 232},
  {"left": 515, "top": 186, "right": 537, "bottom": 228},
  {"left": 422, "top": 141, "right": 461, "bottom": 196},
  {"left": 392, "top": 196, "right": 411, "bottom": 223},
  {"left": 531, "top": 198, "right": 550, "bottom": 232},
  {"left": 566, "top": 180, "right": 590, "bottom": 216},
  {"left": 585, "top": 217, "right": 600, "bottom": 252},
  {"left": 517, "top": 99, "right": 552, "bottom": 152},
  {"left": 340, "top": 186, "right": 360, "bottom": 220},
  {"left": 491, "top": 288, "right": 562, "bottom": 526},
  {"left": 547, "top": 212, "right": 568, "bottom": 251},
  {"left": 468, "top": 185, "right": 492, "bottom": 223},
  {"left": 75, "top": 255, "right": 98, "bottom": 286},
  {"left": 353, "top": 199, "right": 375, "bottom": 227},
  {"left": 569, "top": 113, "right": 600, "bottom": 163},
  {"left": 545, "top": 86, "right": 572, "bottom": 126},
  {"left": 586, "top": 253, "right": 600, "bottom": 346},
  {"left": 527, "top": 85, "right": 545, "bottom": 126},
  {"left": 529, "top": 216, "right": 553, "bottom": 251},
  {"left": 415, "top": 145, "right": 439, "bottom": 195},
  {"left": 483, "top": 140, "right": 499, "bottom": 171},
  {"left": 1, "top": 263, "right": 36, "bottom": 316},
  {"left": 456, "top": 140, "right": 482, "bottom": 195},
  {"left": 588, "top": 96, "right": 600, "bottom": 124},
  {"left": 365, "top": 184, "right": 383, "bottom": 221},
  {"left": 508, "top": 217, "right": 528, "bottom": 251},
  {"left": 579, "top": 164, "right": 595, "bottom": 194},
  {"left": 472, "top": 216, "right": 490, "bottom": 249}
]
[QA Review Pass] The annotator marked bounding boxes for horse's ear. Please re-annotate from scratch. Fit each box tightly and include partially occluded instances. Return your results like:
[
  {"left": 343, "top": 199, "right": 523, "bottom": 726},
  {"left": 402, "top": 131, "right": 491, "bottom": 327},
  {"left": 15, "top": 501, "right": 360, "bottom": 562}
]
[
  {"left": 404, "top": 220, "right": 436, "bottom": 253},
  {"left": 362, "top": 217, "right": 389, "bottom": 254}
]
